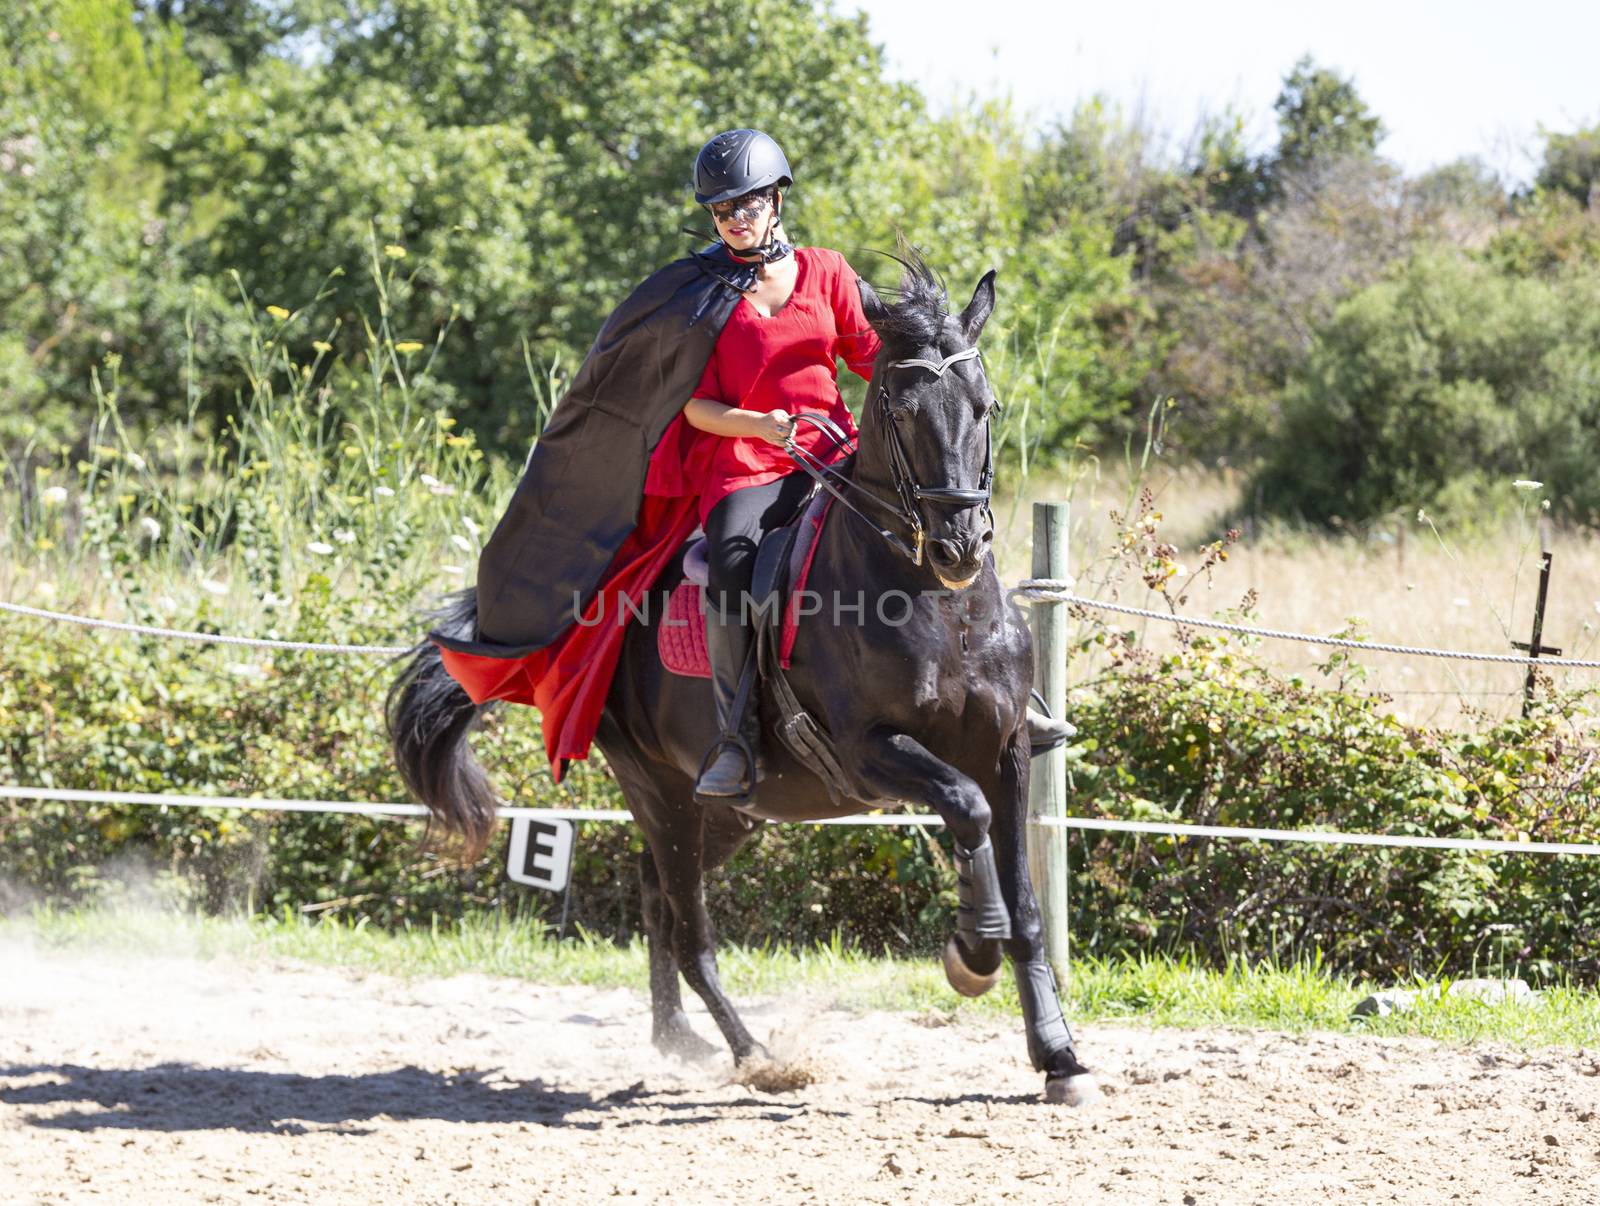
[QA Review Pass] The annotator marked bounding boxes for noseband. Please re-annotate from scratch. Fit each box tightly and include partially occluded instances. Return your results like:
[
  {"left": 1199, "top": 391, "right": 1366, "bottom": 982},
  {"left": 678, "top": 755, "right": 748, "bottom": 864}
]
[{"left": 784, "top": 344, "right": 999, "bottom": 568}]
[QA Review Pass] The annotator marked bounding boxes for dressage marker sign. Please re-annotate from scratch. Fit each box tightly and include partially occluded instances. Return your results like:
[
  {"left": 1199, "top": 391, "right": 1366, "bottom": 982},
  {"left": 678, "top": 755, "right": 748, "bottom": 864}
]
[{"left": 506, "top": 816, "right": 575, "bottom": 891}]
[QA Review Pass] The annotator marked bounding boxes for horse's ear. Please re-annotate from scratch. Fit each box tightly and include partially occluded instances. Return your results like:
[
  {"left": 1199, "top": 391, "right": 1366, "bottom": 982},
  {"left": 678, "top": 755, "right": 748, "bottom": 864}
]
[
  {"left": 858, "top": 276, "right": 888, "bottom": 329},
  {"left": 960, "top": 269, "right": 997, "bottom": 343}
]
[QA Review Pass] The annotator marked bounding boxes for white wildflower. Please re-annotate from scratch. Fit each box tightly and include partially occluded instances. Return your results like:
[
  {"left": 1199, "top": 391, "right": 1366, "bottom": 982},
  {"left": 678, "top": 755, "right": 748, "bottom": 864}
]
[
  {"left": 441, "top": 564, "right": 465, "bottom": 576},
  {"left": 156, "top": 595, "right": 178, "bottom": 613},
  {"left": 137, "top": 516, "right": 161, "bottom": 541},
  {"left": 1512, "top": 479, "right": 1543, "bottom": 492},
  {"left": 263, "top": 591, "right": 292, "bottom": 610},
  {"left": 243, "top": 547, "right": 259, "bottom": 562},
  {"left": 333, "top": 528, "right": 356, "bottom": 544},
  {"left": 306, "top": 540, "right": 334, "bottom": 556},
  {"left": 200, "top": 578, "right": 228, "bottom": 596},
  {"left": 450, "top": 534, "right": 472, "bottom": 551},
  {"left": 419, "top": 473, "right": 442, "bottom": 488},
  {"left": 428, "top": 483, "right": 457, "bottom": 497},
  {"left": 374, "top": 485, "right": 396, "bottom": 498},
  {"left": 126, "top": 451, "right": 146, "bottom": 471},
  {"left": 40, "top": 486, "right": 68, "bottom": 507},
  {"left": 462, "top": 516, "right": 481, "bottom": 536},
  {"left": 225, "top": 663, "right": 266, "bottom": 678},
  {"left": 1542, "top": 499, "right": 1551, "bottom": 511},
  {"left": 37, "top": 581, "right": 57, "bottom": 600}
]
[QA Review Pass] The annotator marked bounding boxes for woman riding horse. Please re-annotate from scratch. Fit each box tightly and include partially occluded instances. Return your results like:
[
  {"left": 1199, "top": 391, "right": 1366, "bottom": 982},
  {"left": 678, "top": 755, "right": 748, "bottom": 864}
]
[{"left": 397, "top": 128, "right": 1093, "bottom": 1104}]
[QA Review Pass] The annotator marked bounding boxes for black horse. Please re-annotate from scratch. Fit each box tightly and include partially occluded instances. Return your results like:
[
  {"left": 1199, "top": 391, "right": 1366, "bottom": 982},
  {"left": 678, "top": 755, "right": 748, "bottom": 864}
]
[{"left": 388, "top": 255, "right": 1096, "bottom": 1105}]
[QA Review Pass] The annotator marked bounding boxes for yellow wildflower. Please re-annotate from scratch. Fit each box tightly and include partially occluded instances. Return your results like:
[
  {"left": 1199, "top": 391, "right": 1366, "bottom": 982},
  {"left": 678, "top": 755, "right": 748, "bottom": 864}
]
[
  {"left": 266, "top": 305, "right": 290, "bottom": 321},
  {"left": 313, "top": 341, "right": 333, "bottom": 353},
  {"left": 445, "top": 435, "right": 469, "bottom": 447},
  {"left": 384, "top": 244, "right": 407, "bottom": 259},
  {"left": 394, "top": 341, "right": 424, "bottom": 354}
]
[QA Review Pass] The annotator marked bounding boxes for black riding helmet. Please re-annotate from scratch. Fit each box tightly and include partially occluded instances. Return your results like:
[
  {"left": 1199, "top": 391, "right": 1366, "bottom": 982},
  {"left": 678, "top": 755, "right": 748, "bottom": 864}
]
[
  {"left": 692, "top": 128, "right": 793, "bottom": 205},
  {"left": 691, "top": 129, "right": 795, "bottom": 268}
]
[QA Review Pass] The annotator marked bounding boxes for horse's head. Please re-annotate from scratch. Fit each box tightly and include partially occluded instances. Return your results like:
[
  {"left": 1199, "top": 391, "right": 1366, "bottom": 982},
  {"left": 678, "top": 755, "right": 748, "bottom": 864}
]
[{"left": 856, "top": 253, "right": 999, "bottom": 590}]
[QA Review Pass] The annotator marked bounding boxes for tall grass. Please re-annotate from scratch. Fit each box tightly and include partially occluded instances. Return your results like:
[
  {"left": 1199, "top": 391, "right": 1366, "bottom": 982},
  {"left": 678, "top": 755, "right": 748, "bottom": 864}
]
[{"left": 1, "top": 230, "right": 522, "bottom": 642}]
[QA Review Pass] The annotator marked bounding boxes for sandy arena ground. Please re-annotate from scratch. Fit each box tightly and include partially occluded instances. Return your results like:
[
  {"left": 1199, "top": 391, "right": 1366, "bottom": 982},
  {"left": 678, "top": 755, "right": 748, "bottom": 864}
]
[{"left": 2, "top": 938, "right": 1599, "bottom": 1204}]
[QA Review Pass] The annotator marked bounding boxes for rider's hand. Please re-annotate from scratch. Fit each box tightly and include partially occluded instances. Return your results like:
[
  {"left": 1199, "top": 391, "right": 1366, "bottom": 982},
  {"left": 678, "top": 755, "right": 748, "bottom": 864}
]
[{"left": 758, "top": 408, "right": 795, "bottom": 447}]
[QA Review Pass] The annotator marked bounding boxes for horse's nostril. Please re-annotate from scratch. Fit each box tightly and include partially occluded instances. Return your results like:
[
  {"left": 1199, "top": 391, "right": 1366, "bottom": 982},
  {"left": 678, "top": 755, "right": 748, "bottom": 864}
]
[{"left": 930, "top": 536, "right": 985, "bottom": 569}]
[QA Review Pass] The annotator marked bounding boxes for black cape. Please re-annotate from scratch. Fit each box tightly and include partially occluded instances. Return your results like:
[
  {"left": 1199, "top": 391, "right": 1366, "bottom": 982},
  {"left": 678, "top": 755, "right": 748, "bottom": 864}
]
[{"left": 433, "top": 244, "right": 753, "bottom": 656}]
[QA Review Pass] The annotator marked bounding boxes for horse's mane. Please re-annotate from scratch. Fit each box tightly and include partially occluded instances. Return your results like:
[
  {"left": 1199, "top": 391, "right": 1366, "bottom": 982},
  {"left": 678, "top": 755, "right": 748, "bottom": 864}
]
[{"left": 869, "top": 247, "right": 950, "bottom": 355}]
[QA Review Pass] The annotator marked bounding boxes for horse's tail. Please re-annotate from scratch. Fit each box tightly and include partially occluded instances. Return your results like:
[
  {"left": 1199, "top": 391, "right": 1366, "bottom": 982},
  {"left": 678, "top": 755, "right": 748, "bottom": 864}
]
[{"left": 385, "top": 587, "right": 500, "bottom": 861}]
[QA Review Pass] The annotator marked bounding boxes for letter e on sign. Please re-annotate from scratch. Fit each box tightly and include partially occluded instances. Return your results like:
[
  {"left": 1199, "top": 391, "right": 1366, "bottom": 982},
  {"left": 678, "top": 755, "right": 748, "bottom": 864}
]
[{"left": 506, "top": 817, "right": 574, "bottom": 892}]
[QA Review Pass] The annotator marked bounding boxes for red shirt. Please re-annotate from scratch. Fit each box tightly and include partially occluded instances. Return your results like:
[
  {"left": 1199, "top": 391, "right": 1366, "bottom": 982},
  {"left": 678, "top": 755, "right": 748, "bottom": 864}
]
[{"left": 644, "top": 246, "right": 881, "bottom": 524}]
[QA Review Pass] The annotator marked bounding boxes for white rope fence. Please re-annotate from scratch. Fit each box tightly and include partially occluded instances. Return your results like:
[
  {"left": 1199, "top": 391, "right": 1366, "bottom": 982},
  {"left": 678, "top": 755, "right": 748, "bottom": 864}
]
[
  {"left": 1011, "top": 581, "right": 1600, "bottom": 669},
  {"left": 0, "top": 601, "right": 410, "bottom": 656},
  {"left": 6, "top": 785, "right": 1598, "bottom": 857},
  {"left": 5, "top": 570, "right": 1598, "bottom": 857},
  {"left": 8, "top": 587, "right": 1600, "bottom": 667}
]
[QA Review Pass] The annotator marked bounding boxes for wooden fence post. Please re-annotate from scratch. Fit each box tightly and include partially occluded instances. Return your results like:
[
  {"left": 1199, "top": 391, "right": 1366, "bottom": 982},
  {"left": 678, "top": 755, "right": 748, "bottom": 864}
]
[{"left": 1027, "top": 501, "right": 1071, "bottom": 982}]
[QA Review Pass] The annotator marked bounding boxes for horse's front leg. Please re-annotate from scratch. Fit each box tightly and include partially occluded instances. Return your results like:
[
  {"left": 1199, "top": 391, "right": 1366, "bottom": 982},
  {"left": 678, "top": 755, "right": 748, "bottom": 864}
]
[
  {"left": 991, "top": 733, "right": 1099, "bottom": 1105},
  {"left": 843, "top": 727, "right": 1011, "bottom": 942}
]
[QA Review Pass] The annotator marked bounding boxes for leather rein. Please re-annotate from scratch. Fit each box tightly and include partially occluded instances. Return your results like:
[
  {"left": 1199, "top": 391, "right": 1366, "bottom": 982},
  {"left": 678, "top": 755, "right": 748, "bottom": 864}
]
[{"left": 781, "top": 345, "right": 998, "bottom": 568}]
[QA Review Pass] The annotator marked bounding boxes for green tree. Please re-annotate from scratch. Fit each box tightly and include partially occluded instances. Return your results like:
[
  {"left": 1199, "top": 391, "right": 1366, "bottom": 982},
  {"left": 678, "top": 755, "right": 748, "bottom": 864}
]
[
  {"left": 154, "top": 0, "right": 928, "bottom": 454},
  {"left": 1535, "top": 121, "right": 1600, "bottom": 208},
  {"left": 1255, "top": 249, "right": 1600, "bottom": 525},
  {"left": 1269, "top": 55, "right": 1385, "bottom": 182},
  {"left": 132, "top": 0, "right": 295, "bottom": 79},
  {"left": 0, "top": 0, "right": 201, "bottom": 452}
]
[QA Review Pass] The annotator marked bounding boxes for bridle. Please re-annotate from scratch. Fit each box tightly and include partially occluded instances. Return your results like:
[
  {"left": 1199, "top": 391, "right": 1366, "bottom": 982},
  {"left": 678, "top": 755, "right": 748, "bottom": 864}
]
[{"left": 783, "top": 344, "right": 999, "bottom": 569}]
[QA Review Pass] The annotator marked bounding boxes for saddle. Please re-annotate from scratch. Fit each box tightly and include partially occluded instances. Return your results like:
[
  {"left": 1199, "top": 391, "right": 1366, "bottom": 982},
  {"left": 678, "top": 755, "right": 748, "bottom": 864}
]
[{"left": 659, "top": 486, "right": 860, "bottom": 806}]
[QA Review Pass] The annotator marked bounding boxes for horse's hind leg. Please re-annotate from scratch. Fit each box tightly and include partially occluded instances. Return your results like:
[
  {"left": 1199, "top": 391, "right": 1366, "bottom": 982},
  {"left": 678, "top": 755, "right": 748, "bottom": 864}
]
[
  {"left": 607, "top": 740, "right": 763, "bottom": 1064},
  {"left": 639, "top": 848, "right": 717, "bottom": 1061},
  {"left": 990, "top": 735, "right": 1099, "bottom": 1105}
]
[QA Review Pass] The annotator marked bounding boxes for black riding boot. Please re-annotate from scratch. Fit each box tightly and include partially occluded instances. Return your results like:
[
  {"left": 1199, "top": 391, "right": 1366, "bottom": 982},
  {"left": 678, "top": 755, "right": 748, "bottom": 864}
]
[{"left": 693, "top": 599, "right": 761, "bottom": 802}]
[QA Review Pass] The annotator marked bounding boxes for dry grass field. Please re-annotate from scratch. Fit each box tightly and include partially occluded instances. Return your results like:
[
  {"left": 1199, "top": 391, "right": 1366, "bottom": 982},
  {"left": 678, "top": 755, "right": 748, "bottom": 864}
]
[{"left": 994, "top": 464, "right": 1600, "bottom": 731}]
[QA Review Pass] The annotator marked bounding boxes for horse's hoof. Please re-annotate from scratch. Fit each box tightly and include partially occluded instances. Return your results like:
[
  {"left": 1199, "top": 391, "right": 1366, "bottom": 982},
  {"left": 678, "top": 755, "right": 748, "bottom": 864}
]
[
  {"left": 1044, "top": 1072, "right": 1100, "bottom": 1106},
  {"left": 942, "top": 936, "right": 1002, "bottom": 998},
  {"left": 653, "top": 1015, "right": 719, "bottom": 1063}
]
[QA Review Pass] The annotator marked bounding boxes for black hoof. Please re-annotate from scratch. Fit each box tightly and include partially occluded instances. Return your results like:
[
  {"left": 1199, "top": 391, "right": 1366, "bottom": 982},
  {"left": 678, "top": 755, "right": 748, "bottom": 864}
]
[
  {"left": 732, "top": 1040, "right": 772, "bottom": 1067},
  {"left": 652, "top": 1013, "right": 719, "bottom": 1062}
]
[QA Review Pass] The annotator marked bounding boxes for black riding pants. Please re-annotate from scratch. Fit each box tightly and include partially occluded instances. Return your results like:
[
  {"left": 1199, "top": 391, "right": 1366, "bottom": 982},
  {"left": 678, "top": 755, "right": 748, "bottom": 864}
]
[{"left": 703, "top": 471, "right": 814, "bottom": 621}]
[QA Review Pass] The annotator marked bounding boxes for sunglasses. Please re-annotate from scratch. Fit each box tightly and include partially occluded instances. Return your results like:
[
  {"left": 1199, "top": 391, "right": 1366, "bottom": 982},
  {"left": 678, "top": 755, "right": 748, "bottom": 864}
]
[{"left": 708, "top": 189, "right": 774, "bottom": 224}]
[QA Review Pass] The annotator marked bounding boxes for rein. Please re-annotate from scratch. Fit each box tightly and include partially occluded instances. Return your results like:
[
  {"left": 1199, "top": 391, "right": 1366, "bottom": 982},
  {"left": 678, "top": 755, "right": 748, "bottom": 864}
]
[{"left": 783, "top": 345, "right": 998, "bottom": 568}]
